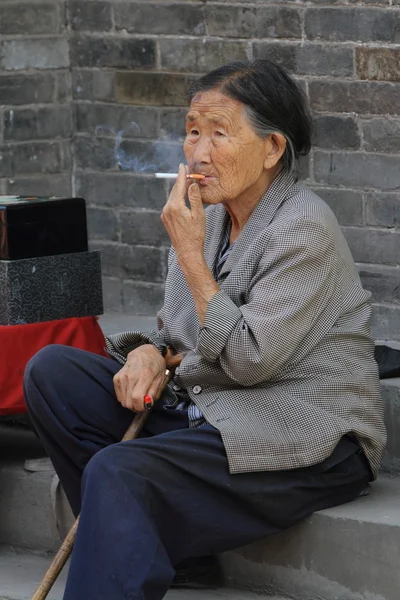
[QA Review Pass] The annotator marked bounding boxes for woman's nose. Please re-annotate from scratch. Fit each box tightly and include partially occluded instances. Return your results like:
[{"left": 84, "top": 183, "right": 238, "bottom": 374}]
[{"left": 193, "top": 135, "right": 212, "bottom": 164}]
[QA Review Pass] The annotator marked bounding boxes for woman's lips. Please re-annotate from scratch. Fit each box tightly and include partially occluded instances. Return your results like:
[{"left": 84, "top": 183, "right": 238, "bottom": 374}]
[{"left": 198, "top": 175, "right": 216, "bottom": 185}]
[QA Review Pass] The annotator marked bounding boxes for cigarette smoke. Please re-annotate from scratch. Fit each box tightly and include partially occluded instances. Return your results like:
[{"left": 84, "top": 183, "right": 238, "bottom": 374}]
[{"left": 95, "top": 122, "right": 185, "bottom": 173}]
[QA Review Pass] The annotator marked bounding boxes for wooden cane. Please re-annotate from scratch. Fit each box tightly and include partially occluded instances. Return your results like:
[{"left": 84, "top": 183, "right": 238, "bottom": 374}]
[{"left": 31, "top": 410, "right": 150, "bottom": 600}]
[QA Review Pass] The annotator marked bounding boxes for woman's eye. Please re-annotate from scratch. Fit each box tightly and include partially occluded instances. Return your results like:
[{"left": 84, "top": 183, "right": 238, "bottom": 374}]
[{"left": 214, "top": 131, "right": 225, "bottom": 137}]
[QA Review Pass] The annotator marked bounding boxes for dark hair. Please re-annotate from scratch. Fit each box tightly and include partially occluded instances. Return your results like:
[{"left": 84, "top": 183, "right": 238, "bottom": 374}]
[{"left": 188, "top": 60, "right": 312, "bottom": 177}]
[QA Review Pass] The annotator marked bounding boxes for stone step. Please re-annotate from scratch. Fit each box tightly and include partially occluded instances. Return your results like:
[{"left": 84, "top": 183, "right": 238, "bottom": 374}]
[
  {"left": 0, "top": 547, "right": 287, "bottom": 600},
  {"left": 220, "top": 476, "right": 400, "bottom": 600}
]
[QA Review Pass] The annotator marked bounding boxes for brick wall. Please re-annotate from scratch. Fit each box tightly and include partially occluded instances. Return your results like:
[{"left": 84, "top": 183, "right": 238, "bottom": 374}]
[{"left": 1, "top": 1, "right": 399, "bottom": 339}]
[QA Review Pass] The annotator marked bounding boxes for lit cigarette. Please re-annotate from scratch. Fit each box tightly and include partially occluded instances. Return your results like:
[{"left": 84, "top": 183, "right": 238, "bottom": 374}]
[{"left": 155, "top": 173, "right": 205, "bottom": 180}]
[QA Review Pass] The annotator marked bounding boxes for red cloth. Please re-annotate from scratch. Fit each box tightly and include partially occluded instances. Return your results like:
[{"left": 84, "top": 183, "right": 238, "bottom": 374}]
[{"left": 0, "top": 316, "right": 108, "bottom": 415}]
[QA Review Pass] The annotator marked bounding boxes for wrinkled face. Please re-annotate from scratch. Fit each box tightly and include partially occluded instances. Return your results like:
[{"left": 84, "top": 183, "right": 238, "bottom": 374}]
[{"left": 183, "top": 89, "right": 270, "bottom": 205}]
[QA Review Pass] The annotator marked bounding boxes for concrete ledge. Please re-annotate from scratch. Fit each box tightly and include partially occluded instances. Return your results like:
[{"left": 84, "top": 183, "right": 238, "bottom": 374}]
[
  {"left": 0, "top": 547, "right": 288, "bottom": 600},
  {"left": 220, "top": 477, "right": 400, "bottom": 600},
  {"left": 0, "top": 462, "right": 59, "bottom": 553}
]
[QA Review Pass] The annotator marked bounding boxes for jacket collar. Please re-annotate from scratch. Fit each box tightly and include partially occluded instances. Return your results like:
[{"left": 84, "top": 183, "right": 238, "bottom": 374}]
[{"left": 205, "top": 170, "right": 296, "bottom": 278}]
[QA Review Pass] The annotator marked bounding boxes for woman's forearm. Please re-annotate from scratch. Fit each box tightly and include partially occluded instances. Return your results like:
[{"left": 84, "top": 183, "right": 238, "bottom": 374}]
[{"left": 177, "top": 253, "right": 220, "bottom": 324}]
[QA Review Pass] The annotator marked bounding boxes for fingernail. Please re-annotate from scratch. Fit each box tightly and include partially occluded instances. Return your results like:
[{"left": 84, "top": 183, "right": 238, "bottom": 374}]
[{"left": 143, "top": 394, "right": 153, "bottom": 410}]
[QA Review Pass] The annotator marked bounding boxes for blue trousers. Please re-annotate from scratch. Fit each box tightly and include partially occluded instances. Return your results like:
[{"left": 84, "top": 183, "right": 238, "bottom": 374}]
[{"left": 24, "top": 345, "right": 371, "bottom": 600}]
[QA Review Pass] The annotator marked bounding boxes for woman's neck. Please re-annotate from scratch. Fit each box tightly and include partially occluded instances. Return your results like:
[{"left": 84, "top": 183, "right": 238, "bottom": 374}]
[{"left": 223, "top": 166, "right": 282, "bottom": 243}]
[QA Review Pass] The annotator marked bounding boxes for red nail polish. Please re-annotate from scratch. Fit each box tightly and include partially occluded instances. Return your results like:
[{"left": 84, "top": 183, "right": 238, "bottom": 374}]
[{"left": 144, "top": 395, "right": 153, "bottom": 410}]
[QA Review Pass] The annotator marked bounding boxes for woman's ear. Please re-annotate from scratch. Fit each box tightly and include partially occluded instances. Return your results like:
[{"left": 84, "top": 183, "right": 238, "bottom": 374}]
[{"left": 263, "top": 133, "right": 287, "bottom": 169}]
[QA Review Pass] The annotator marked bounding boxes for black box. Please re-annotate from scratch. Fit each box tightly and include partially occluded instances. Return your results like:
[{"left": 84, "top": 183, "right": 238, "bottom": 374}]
[
  {"left": 0, "top": 196, "right": 88, "bottom": 260},
  {"left": 0, "top": 251, "right": 103, "bottom": 325}
]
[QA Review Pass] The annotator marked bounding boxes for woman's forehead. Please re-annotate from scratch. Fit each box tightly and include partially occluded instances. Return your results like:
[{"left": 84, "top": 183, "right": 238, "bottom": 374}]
[{"left": 187, "top": 91, "right": 245, "bottom": 124}]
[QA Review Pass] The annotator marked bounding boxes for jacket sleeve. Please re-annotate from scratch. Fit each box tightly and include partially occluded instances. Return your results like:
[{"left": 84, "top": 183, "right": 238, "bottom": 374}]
[
  {"left": 195, "top": 219, "right": 340, "bottom": 386},
  {"left": 105, "top": 324, "right": 167, "bottom": 365}
]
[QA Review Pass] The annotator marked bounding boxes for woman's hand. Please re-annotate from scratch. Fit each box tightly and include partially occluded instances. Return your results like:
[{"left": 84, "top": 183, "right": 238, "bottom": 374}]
[
  {"left": 113, "top": 344, "right": 167, "bottom": 412},
  {"left": 161, "top": 163, "right": 206, "bottom": 265}
]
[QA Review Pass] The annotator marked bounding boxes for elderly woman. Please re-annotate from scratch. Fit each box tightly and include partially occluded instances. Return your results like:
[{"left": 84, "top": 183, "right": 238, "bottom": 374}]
[{"left": 24, "top": 60, "right": 385, "bottom": 600}]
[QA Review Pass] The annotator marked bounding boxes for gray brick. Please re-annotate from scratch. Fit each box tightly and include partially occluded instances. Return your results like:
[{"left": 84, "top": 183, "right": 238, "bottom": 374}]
[
  {"left": 159, "top": 39, "right": 250, "bottom": 73},
  {"left": 2, "top": 141, "right": 70, "bottom": 176},
  {"left": 7, "top": 174, "right": 72, "bottom": 197},
  {"left": 207, "top": 5, "right": 302, "bottom": 39},
  {"left": 370, "top": 304, "right": 400, "bottom": 341},
  {"left": 298, "top": 154, "right": 310, "bottom": 182},
  {"left": 122, "top": 281, "right": 165, "bottom": 315},
  {"left": 120, "top": 245, "right": 164, "bottom": 282},
  {"left": 362, "top": 118, "right": 400, "bottom": 153},
  {"left": 0, "top": 39, "right": 69, "bottom": 71},
  {"left": 73, "top": 135, "right": 117, "bottom": 171},
  {"left": 55, "top": 71, "right": 71, "bottom": 103},
  {"left": 89, "top": 241, "right": 120, "bottom": 277},
  {"left": 92, "top": 241, "right": 165, "bottom": 282},
  {"left": 102, "top": 276, "right": 122, "bottom": 312},
  {"left": 296, "top": 44, "right": 354, "bottom": 77},
  {"left": 115, "top": 139, "right": 184, "bottom": 173},
  {"left": 160, "top": 108, "right": 187, "bottom": 139},
  {"left": 253, "top": 42, "right": 354, "bottom": 77},
  {"left": 309, "top": 81, "right": 400, "bottom": 115},
  {"left": 356, "top": 47, "right": 400, "bottom": 82},
  {"left": 120, "top": 210, "right": 169, "bottom": 246},
  {"left": 4, "top": 106, "right": 72, "bottom": 141},
  {"left": 75, "top": 173, "right": 168, "bottom": 210},
  {"left": 358, "top": 265, "right": 400, "bottom": 304},
  {"left": 0, "top": 3, "right": 62, "bottom": 35},
  {"left": 75, "top": 104, "right": 158, "bottom": 139},
  {"left": 0, "top": 73, "right": 55, "bottom": 105},
  {"left": 314, "top": 151, "right": 400, "bottom": 190},
  {"left": 70, "top": 36, "right": 155, "bottom": 69},
  {"left": 365, "top": 192, "right": 400, "bottom": 228},
  {"left": 116, "top": 72, "right": 196, "bottom": 106},
  {"left": 342, "top": 227, "right": 400, "bottom": 265},
  {"left": 305, "top": 8, "right": 400, "bottom": 42},
  {"left": 253, "top": 42, "right": 297, "bottom": 71},
  {"left": 87, "top": 207, "right": 118, "bottom": 241},
  {"left": 0, "top": 148, "right": 13, "bottom": 178},
  {"left": 68, "top": 1, "right": 112, "bottom": 31},
  {"left": 72, "top": 70, "right": 115, "bottom": 102},
  {"left": 312, "top": 116, "right": 360, "bottom": 150},
  {"left": 114, "top": 2, "right": 205, "bottom": 35},
  {"left": 310, "top": 187, "right": 364, "bottom": 226}
]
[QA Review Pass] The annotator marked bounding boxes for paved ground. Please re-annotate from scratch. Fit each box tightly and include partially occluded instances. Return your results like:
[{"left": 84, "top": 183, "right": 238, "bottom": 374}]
[
  {"left": 0, "top": 548, "right": 287, "bottom": 600},
  {"left": 99, "top": 312, "right": 157, "bottom": 336}
]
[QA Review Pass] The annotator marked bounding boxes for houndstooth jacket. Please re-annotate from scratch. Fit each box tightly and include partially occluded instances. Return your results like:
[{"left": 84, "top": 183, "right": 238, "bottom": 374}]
[{"left": 106, "top": 171, "right": 386, "bottom": 478}]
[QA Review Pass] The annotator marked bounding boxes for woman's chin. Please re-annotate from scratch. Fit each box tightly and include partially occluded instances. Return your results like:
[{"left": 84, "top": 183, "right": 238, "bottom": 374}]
[{"left": 200, "top": 190, "right": 224, "bottom": 206}]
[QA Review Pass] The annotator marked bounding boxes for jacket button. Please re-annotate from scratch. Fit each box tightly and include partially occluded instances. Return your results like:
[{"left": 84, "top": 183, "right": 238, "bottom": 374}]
[
  {"left": 172, "top": 384, "right": 181, "bottom": 392},
  {"left": 192, "top": 385, "right": 202, "bottom": 394}
]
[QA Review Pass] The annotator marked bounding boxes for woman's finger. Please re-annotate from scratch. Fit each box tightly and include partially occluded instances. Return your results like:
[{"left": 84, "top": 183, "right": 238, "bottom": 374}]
[
  {"left": 125, "top": 371, "right": 152, "bottom": 411},
  {"left": 168, "top": 163, "right": 188, "bottom": 208},
  {"left": 146, "top": 370, "right": 169, "bottom": 402},
  {"left": 113, "top": 372, "right": 128, "bottom": 407},
  {"left": 187, "top": 182, "right": 203, "bottom": 217}
]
